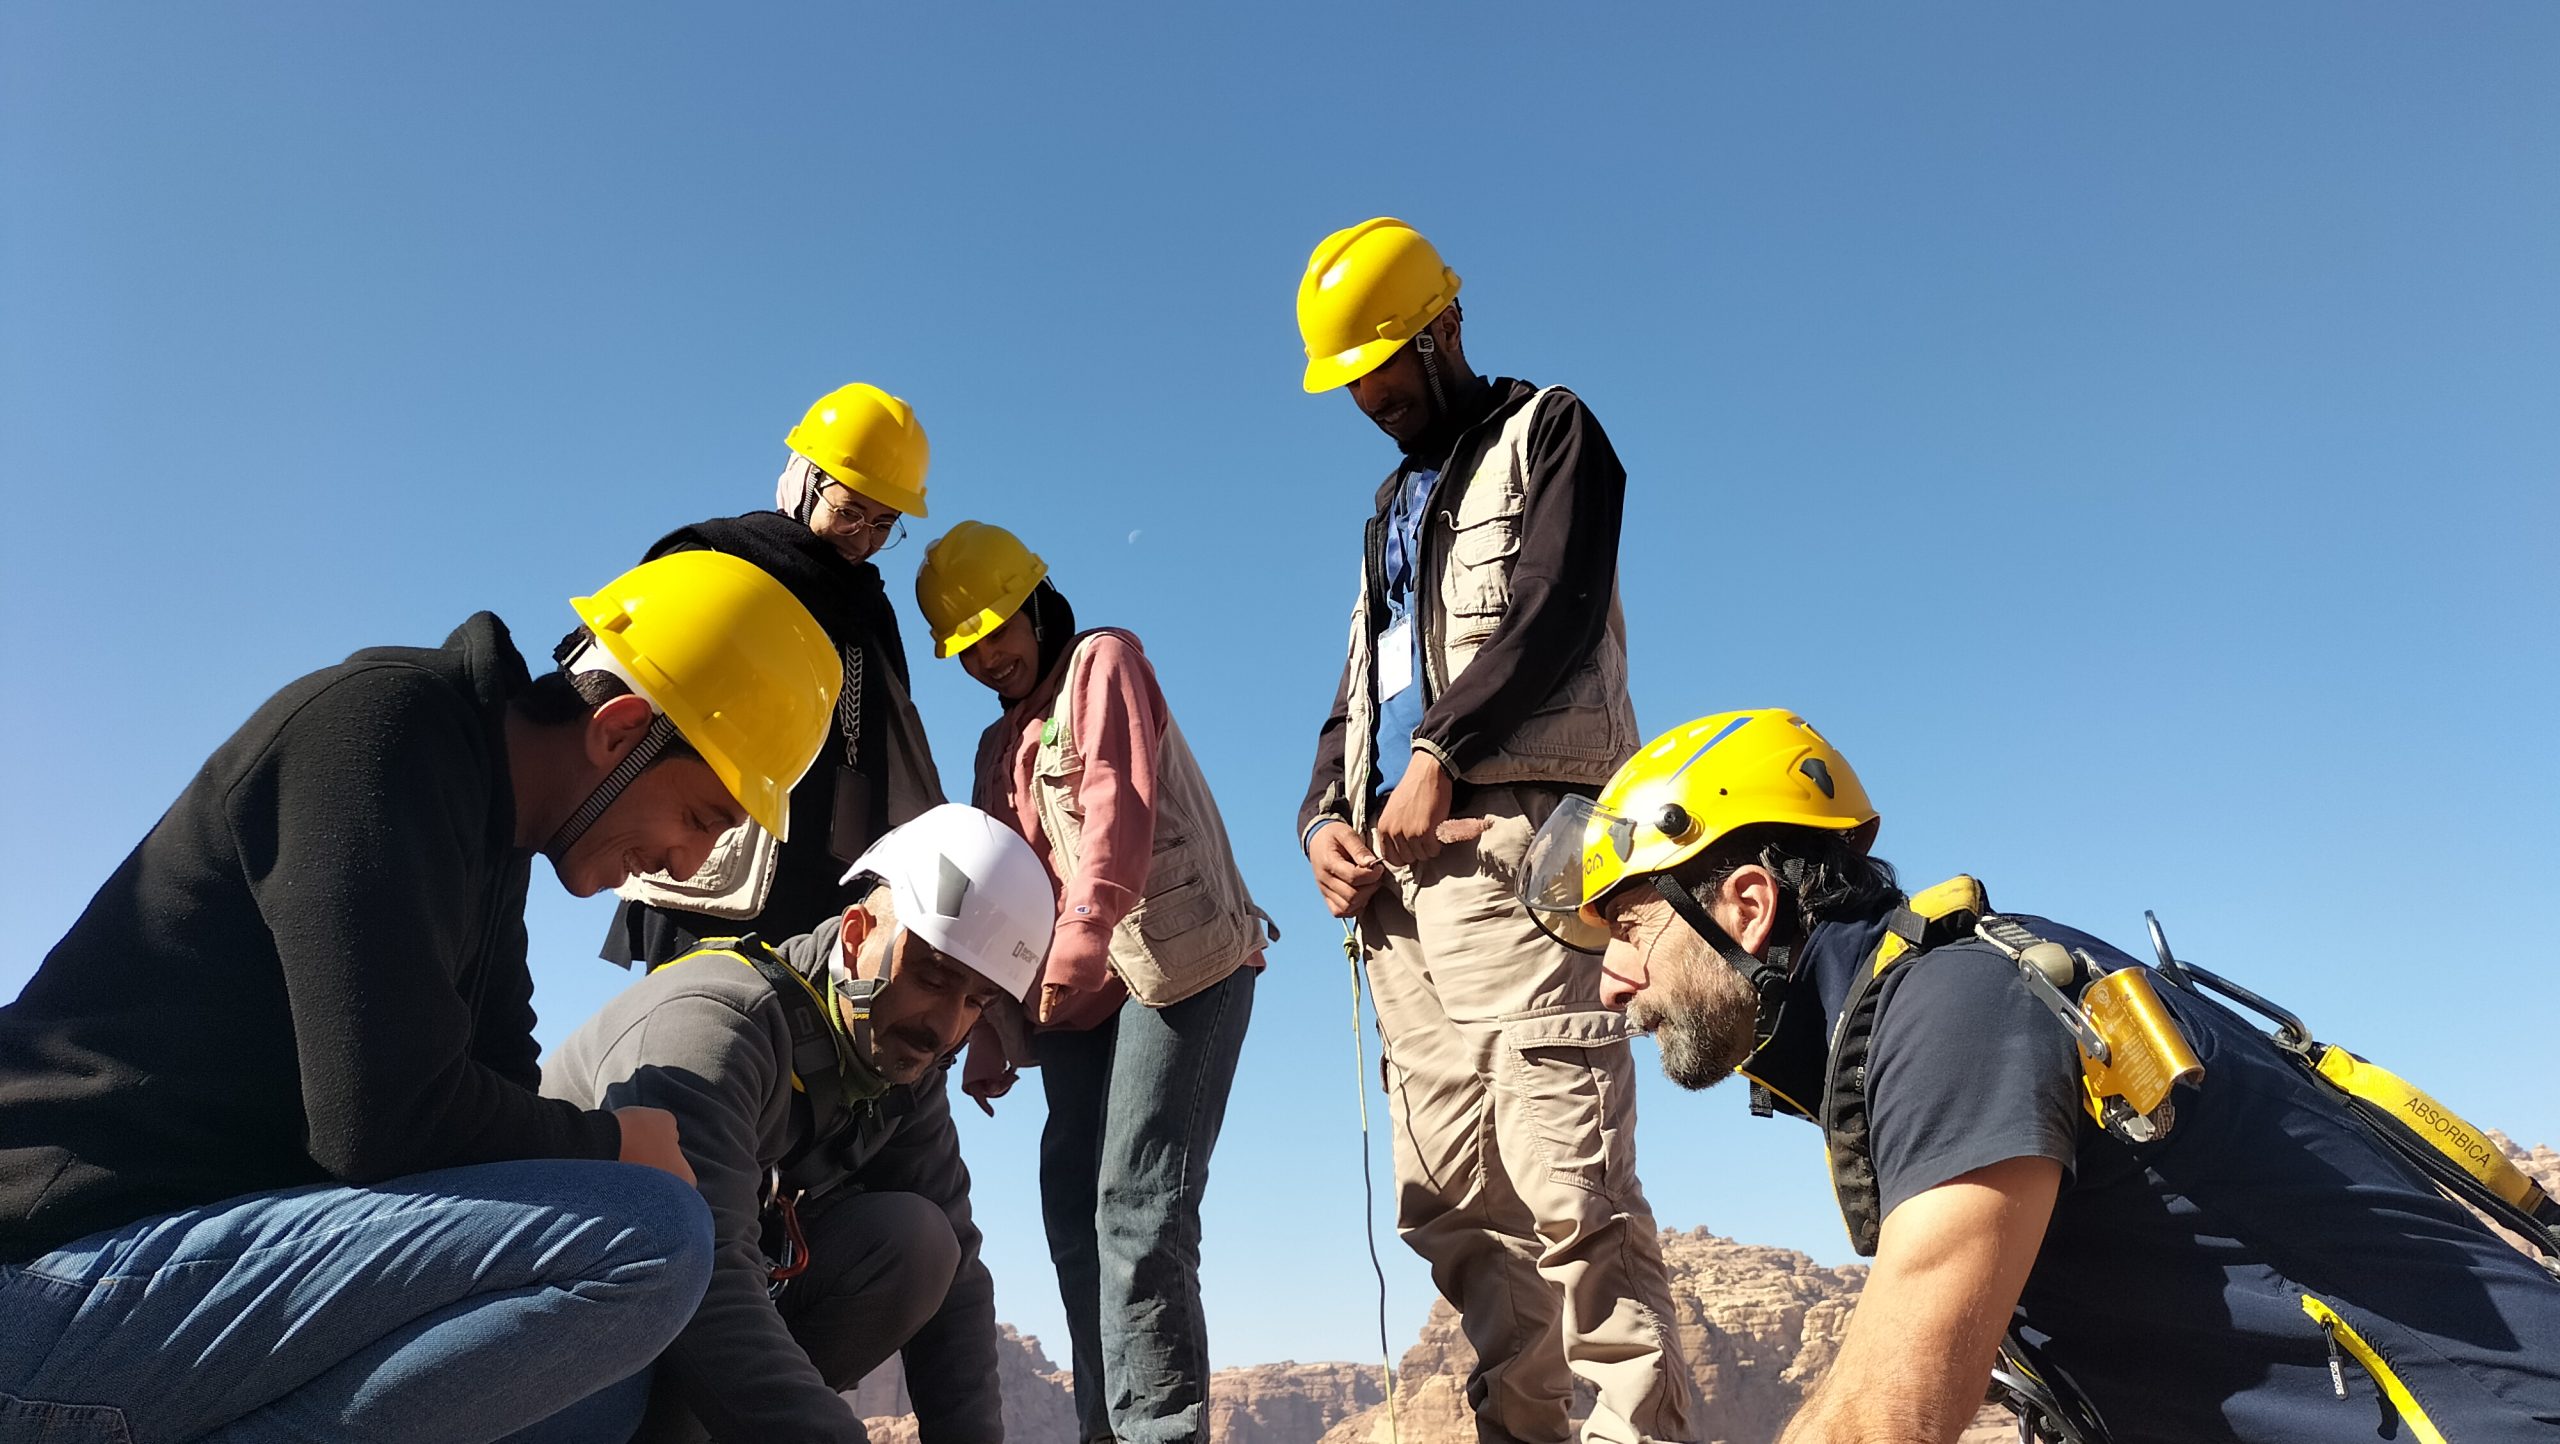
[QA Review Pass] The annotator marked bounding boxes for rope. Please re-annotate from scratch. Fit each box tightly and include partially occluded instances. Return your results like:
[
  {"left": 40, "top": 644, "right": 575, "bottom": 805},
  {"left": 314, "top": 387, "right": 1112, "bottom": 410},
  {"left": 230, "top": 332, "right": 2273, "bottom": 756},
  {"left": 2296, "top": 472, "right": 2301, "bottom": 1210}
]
[{"left": 1343, "top": 919, "right": 1402, "bottom": 1444}]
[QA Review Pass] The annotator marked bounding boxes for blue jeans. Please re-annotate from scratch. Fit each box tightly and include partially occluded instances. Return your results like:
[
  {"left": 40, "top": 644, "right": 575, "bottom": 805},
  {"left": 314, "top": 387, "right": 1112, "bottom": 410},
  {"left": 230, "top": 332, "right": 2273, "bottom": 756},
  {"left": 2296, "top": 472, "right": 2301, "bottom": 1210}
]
[
  {"left": 0, "top": 1160, "right": 712, "bottom": 1444},
  {"left": 1036, "top": 966, "right": 1254, "bottom": 1444}
]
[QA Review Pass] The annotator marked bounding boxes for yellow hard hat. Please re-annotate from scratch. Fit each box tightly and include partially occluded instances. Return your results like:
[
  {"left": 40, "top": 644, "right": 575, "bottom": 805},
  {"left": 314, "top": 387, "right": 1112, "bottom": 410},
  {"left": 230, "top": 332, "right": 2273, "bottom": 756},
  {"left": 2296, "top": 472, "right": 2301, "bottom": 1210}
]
[
  {"left": 568, "top": 551, "right": 842, "bottom": 841},
  {"left": 915, "top": 521, "right": 1048, "bottom": 660},
  {"left": 1520, "top": 709, "right": 1877, "bottom": 951},
  {"left": 785, "top": 383, "right": 931, "bottom": 518},
  {"left": 1297, "top": 218, "right": 1462, "bottom": 394}
]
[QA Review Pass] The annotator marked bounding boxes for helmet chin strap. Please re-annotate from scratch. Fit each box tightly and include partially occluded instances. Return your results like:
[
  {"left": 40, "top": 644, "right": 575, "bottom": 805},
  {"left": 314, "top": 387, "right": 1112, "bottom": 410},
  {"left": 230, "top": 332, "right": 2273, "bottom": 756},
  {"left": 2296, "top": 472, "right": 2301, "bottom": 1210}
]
[
  {"left": 826, "top": 931, "right": 895, "bottom": 1103},
  {"left": 1413, "top": 329, "right": 1450, "bottom": 428},
  {"left": 1652, "top": 873, "right": 1799, "bottom": 1065},
  {"left": 544, "top": 713, "right": 680, "bottom": 860}
]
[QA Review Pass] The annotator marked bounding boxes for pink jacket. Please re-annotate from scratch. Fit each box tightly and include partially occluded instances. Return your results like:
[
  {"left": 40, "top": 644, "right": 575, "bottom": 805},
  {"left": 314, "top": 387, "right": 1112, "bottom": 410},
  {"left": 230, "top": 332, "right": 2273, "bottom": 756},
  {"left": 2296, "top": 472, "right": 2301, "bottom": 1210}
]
[{"left": 972, "top": 629, "right": 1264, "bottom": 1035}]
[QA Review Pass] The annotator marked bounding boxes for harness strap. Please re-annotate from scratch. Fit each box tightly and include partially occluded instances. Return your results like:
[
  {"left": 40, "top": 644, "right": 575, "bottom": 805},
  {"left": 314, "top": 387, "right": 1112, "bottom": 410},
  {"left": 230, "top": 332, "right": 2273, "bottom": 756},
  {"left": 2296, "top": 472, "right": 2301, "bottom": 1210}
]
[
  {"left": 667, "top": 936, "right": 849, "bottom": 1151},
  {"left": 1816, "top": 876, "right": 1989, "bottom": 1257}
]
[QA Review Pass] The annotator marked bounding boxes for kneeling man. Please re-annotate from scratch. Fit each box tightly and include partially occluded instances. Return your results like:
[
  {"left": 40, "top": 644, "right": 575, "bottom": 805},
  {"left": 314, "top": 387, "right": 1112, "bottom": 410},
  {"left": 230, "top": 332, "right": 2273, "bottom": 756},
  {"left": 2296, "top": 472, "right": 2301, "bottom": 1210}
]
[{"left": 545, "top": 803, "right": 1055, "bottom": 1443}]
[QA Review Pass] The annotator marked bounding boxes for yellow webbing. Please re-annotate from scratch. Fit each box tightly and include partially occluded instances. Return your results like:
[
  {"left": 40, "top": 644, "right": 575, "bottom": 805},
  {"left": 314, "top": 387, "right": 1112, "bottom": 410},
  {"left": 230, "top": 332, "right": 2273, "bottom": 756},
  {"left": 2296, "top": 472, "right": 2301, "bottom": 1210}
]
[
  {"left": 2310, "top": 1044, "right": 2550, "bottom": 1216},
  {"left": 2300, "top": 1295, "right": 2448, "bottom": 1444},
  {"left": 1872, "top": 875, "right": 1988, "bottom": 975},
  {"left": 666, "top": 939, "right": 822, "bottom": 1095}
]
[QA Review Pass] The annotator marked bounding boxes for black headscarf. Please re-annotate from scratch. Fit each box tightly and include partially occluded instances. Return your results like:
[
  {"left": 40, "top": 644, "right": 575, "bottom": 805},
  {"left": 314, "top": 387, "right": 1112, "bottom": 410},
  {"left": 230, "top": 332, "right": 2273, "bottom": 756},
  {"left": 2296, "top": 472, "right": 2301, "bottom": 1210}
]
[{"left": 1023, "top": 578, "right": 1078, "bottom": 685}]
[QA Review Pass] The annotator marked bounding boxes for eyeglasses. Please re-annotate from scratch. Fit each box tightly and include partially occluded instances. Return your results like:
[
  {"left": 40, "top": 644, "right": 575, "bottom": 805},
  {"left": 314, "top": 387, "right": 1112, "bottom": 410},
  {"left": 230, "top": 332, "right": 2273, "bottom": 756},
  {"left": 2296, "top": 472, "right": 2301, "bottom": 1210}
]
[{"left": 812, "top": 482, "right": 907, "bottom": 550}]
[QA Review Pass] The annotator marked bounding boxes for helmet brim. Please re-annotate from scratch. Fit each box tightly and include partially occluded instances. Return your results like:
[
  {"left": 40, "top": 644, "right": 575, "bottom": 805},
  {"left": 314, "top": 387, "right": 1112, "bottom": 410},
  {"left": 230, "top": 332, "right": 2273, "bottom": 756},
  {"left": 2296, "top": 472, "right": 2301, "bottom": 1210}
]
[{"left": 1301, "top": 336, "right": 1405, "bottom": 394}]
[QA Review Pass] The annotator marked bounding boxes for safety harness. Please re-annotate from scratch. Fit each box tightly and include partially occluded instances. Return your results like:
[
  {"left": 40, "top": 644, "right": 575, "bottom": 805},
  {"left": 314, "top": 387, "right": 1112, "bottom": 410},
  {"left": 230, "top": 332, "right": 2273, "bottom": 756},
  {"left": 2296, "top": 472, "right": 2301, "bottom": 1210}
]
[
  {"left": 1779, "top": 876, "right": 2560, "bottom": 1443},
  {"left": 1790, "top": 876, "right": 2560, "bottom": 1266},
  {"left": 662, "top": 933, "right": 892, "bottom": 1295}
]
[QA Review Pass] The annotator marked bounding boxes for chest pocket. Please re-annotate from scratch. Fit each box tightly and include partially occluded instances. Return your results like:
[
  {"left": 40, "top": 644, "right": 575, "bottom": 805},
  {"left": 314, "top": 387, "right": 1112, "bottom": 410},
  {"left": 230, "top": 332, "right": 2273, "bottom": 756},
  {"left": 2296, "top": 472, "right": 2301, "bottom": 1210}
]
[{"left": 1440, "top": 444, "right": 1527, "bottom": 625}]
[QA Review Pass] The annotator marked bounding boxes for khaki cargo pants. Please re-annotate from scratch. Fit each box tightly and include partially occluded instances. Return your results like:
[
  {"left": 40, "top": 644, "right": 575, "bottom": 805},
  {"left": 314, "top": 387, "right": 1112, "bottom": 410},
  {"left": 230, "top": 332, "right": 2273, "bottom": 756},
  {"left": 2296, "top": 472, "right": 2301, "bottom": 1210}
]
[{"left": 1358, "top": 785, "right": 1695, "bottom": 1444}]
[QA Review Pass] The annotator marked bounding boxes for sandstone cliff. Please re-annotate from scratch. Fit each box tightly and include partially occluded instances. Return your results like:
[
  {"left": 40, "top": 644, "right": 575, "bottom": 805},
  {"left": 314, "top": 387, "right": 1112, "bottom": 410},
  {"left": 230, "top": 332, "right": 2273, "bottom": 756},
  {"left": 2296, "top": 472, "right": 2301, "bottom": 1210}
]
[{"left": 846, "top": 1134, "right": 2558, "bottom": 1444}]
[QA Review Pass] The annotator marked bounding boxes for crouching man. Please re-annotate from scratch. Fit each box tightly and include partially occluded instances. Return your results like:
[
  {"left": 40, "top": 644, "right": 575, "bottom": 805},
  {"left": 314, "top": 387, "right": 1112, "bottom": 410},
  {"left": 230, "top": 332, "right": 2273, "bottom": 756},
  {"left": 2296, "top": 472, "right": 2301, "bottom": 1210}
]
[{"left": 544, "top": 803, "right": 1056, "bottom": 1443}]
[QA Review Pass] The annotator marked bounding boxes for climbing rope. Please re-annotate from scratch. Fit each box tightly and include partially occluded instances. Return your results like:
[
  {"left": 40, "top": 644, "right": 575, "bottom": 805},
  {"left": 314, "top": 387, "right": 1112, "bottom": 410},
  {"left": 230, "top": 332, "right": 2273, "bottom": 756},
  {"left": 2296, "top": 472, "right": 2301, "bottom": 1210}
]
[{"left": 1343, "top": 919, "right": 1402, "bottom": 1444}]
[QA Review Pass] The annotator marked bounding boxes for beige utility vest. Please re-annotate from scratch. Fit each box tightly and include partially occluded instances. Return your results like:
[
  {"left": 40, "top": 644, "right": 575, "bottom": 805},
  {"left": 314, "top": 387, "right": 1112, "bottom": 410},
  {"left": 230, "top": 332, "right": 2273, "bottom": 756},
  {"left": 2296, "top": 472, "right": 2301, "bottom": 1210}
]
[
  {"left": 1032, "top": 633, "right": 1274, "bottom": 1007},
  {"left": 1341, "top": 386, "right": 1640, "bottom": 831}
]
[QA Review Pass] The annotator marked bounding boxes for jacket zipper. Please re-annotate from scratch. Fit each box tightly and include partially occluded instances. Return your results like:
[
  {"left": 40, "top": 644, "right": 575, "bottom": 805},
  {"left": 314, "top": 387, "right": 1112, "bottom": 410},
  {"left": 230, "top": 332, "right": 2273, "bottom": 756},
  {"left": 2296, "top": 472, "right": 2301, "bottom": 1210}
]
[{"left": 2299, "top": 1294, "right": 2449, "bottom": 1444}]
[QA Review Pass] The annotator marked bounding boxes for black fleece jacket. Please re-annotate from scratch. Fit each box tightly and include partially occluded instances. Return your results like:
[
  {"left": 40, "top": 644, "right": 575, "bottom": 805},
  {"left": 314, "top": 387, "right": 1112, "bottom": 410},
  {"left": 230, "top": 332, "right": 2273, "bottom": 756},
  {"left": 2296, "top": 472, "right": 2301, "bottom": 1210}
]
[
  {"left": 0, "top": 614, "right": 622, "bottom": 1262},
  {"left": 603, "top": 510, "right": 911, "bottom": 969}
]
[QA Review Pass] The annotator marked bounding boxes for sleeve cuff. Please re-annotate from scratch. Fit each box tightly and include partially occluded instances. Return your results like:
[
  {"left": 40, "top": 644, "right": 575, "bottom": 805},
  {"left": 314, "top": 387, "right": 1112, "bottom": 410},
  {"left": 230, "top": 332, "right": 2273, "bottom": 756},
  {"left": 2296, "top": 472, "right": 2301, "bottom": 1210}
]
[{"left": 1409, "top": 737, "right": 1460, "bottom": 774}]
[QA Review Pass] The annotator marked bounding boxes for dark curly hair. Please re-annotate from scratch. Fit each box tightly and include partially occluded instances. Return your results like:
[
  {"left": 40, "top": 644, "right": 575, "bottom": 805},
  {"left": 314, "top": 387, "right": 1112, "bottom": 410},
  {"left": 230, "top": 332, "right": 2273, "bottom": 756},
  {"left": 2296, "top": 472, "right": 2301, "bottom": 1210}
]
[{"left": 1671, "top": 823, "right": 1903, "bottom": 940}]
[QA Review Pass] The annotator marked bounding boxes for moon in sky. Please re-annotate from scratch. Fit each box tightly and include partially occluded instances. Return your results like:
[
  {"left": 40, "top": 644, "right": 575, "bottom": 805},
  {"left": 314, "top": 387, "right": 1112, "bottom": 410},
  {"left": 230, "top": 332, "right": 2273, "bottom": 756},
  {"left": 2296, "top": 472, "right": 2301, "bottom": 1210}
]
[{"left": 1127, "top": 529, "right": 1143, "bottom": 544}]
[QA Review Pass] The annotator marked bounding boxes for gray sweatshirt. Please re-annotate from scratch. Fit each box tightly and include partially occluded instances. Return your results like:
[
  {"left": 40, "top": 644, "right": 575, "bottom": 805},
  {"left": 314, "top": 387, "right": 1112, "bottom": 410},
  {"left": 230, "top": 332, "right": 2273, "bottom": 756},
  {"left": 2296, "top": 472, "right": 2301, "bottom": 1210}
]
[{"left": 542, "top": 926, "right": 999, "bottom": 1442}]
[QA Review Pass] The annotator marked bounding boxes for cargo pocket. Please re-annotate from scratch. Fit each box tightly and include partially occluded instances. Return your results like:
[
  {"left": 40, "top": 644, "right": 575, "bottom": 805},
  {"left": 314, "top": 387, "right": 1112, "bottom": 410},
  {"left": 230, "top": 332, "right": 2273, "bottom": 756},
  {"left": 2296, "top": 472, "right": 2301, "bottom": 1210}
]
[
  {"left": 1113, "top": 835, "right": 1240, "bottom": 1006},
  {"left": 0, "top": 1393, "right": 133, "bottom": 1444},
  {"left": 1503, "top": 1011, "right": 1637, "bottom": 1197},
  {"left": 1442, "top": 507, "right": 1522, "bottom": 620}
]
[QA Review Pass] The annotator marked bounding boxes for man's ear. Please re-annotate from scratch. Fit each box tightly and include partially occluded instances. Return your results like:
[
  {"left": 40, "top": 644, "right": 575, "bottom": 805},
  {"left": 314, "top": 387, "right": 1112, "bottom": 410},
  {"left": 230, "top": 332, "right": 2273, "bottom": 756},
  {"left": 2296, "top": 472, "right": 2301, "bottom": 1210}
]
[
  {"left": 1430, "top": 305, "right": 1464, "bottom": 361},
  {"left": 585, "top": 693, "right": 657, "bottom": 769},
  {"left": 838, "top": 901, "right": 875, "bottom": 963},
  {"left": 1722, "top": 864, "right": 1784, "bottom": 955}
]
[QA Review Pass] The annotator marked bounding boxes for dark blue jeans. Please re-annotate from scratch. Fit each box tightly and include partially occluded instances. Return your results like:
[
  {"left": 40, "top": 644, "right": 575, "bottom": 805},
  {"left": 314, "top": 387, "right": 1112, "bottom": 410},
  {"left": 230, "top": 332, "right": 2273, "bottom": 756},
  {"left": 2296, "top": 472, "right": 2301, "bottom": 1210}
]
[
  {"left": 0, "top": 1160, "right": 711, "bottom": 1443},
  {"left": 1036, "top": 966, "right": 1254, "bottom": 1444}
]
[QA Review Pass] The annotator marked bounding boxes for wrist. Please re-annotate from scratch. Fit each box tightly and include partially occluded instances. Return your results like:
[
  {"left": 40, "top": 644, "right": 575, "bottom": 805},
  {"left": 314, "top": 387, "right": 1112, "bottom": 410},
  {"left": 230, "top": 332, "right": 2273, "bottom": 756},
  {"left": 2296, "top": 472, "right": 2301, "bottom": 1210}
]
[{"left": 1301, "top": 815, "right": 1348, "bottom": 854}]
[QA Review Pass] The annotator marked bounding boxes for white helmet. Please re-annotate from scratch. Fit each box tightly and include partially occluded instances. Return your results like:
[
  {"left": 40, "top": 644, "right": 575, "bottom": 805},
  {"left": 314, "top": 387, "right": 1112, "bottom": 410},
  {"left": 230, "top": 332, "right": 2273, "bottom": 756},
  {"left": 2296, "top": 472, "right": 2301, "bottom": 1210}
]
[{"left": 838, "top": 804, "right": 1055, "bottom": 1001}]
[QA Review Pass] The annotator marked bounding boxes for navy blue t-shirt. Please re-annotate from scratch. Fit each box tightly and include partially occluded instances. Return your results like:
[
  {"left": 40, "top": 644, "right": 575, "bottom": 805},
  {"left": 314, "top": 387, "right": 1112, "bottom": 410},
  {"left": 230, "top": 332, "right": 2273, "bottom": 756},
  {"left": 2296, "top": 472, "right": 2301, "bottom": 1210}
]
[
  {"left": 1866, "top": 945, "right": 2083, "bottom": 1219},
  {"left": 1811, "top": 913, "right": 2560, "bottom": 1442}
]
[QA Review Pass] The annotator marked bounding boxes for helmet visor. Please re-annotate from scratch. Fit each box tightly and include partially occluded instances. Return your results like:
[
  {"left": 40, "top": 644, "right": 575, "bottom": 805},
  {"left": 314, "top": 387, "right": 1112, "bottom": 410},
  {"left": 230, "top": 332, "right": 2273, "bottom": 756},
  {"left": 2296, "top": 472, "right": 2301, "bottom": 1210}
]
[{"left": 1518, "top": 794, "right": 1621, "bottom": 956}]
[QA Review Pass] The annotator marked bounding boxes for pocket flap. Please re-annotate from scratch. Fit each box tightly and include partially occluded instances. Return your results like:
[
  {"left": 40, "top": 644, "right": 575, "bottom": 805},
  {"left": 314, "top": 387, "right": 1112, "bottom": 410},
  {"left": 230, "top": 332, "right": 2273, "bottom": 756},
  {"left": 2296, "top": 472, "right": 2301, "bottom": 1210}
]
[
  {"left": 1448, "top": 514, "right": 1522, "bottom": 566},
  {"left": 1505, "top": 1010, "right": 1633, "bottom": 1053}
]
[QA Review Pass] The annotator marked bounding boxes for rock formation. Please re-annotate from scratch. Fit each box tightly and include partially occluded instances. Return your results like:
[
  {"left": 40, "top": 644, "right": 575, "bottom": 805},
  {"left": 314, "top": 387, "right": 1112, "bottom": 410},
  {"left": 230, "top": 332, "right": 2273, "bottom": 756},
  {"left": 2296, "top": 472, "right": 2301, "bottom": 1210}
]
[
  {"left": 847, "top": 1136, "right": 2557, "bottom": 1443},
  {"left": 847, "top": 1324, "right": 1076, "bottom": 1444},
  {"left": 1308, "top": 1228, "right": 2004, "bottom": 1444}
]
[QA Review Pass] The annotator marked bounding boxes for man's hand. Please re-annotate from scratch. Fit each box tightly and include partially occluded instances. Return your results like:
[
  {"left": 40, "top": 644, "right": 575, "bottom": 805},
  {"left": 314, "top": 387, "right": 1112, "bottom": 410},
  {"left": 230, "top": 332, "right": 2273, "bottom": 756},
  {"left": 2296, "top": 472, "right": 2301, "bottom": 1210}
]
[
  {"left": 961, "top": 1039, "right": 1017, "bottom": 1118},
  {"left": 612, "top": 1106, "right": 696, "bottom": 1187},
  {"left": 1374, "top": 751, "right": 1454, "bottom": 866},
  {"left": 1308, "top": 820, "right": 1386, "bottom": 917},
  {"left": 1779, "top": 1155, "right": 2061, "bottom": 1443}
]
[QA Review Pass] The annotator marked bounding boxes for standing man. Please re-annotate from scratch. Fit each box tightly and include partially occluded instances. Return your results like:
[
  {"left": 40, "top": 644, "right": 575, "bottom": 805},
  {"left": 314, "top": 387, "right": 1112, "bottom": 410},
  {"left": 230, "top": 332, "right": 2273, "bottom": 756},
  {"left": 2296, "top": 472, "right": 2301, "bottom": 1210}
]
[
  {"left": 0, "top": 551, "right": 842, "bottom": 1443},
  {"left": 547, "top": 805, "right": 1056, "bottom": 1443},
  {"left": 1294, "top": 217, "right": 1695, "bottom": 1444}
]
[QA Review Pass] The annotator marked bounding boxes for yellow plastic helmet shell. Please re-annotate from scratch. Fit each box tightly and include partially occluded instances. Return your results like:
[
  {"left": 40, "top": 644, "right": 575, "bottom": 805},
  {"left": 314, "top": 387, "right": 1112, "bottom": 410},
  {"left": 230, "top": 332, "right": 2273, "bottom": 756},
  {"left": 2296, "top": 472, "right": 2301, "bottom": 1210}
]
[
  {"left": 569, "top": 551, "right": 842, "bottom": 841},
  {"left": 1580, "top": 709, "right": 1876, "bottom": 918},
  {"left": 1297, "top": 218, "right": 1462, "bottom": 394},
  {"left": 785, "top": 382, "right": 931, "bottom": 518},
  {"left": 916, "top": 520, "right": 1049, "bottom": 660},
  {"left": 1515, "top": 711, "right": 1884, "bottom": 947}
]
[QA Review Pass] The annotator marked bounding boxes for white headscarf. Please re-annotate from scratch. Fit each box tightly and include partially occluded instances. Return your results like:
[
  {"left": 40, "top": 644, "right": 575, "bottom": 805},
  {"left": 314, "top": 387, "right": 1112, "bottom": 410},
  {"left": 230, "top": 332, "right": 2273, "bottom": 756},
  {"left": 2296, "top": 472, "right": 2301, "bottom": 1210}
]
[{"left": 776, "top": 453, "right": 827, "bottom": 519}]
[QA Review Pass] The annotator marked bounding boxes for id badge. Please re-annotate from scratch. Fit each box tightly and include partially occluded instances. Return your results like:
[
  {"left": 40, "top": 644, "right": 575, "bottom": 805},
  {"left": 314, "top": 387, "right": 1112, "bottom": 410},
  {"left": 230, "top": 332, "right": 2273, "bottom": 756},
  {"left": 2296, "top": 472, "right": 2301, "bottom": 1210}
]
[
  {"left": 1377, "top": 618, "right": 1415, "bottom": 699},
  {"left": 828, "top": 766, "right": 876, "bottom": 866}
]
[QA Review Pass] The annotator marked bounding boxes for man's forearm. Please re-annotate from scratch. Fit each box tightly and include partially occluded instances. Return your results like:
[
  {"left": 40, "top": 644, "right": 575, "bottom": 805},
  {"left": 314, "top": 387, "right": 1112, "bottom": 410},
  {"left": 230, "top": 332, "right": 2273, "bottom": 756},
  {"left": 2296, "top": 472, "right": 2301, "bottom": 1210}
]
[
  {"left": 1780, "top": 1157, "right": 2061, "bottom": 1444},
  {"left": 1780, "top": 1368, "right": 1975, "bottom": 1444}
]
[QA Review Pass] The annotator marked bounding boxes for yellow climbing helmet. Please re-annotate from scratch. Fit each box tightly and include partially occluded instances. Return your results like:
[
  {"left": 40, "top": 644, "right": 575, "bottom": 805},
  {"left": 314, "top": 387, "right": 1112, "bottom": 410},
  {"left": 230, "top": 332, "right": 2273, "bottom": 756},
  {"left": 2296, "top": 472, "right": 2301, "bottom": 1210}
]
[
  {"left": 1520, "top": 709, "right": 1877, "bottom": 952},
  {"left": 915, "top": 521, "right": 1048, "bottom": 660},
  {"left": 1297, "top": 218, "right": 1462, "bottom": 394},
  {"left": 785, "top": 382, "right": 931, "bottom": 518},
  {"left": 568, "top": 551, "right": 842, "bottom": 841}
]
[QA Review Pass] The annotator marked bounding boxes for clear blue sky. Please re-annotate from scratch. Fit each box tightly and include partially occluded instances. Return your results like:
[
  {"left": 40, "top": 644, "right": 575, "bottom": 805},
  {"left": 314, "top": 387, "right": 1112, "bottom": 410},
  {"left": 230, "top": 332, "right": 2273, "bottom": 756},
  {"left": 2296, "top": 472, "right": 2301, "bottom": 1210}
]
[{"left": 5, "top": 3, "right": 2555, "bottom": 1372}]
